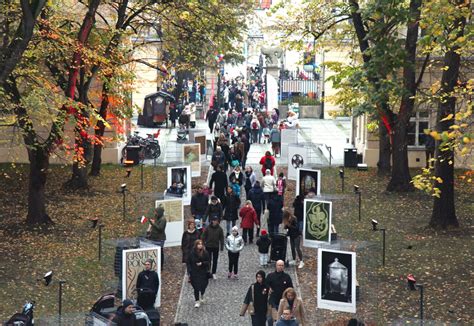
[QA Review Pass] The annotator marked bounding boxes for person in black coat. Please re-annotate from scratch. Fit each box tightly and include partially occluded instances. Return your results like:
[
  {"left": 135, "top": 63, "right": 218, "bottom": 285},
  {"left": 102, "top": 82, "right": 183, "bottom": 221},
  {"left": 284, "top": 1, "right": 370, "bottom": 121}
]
[
  {"left": 206, "top": 106, "right": 218, "bottom": 133},
  {"left": 292, "top": 195, "right": 304, "bottom": 234},
  {"left": 169, "top": 103, "right": 178, "bottom": 128},
  {"left": 222, "top": 186, "right": 241, "bottom": 236},
  {"left": 191, "top": 185, "right": 209, "bottom": 223},
  {"left": 267, "top": 194, "right": 283, "bottom": 235},
  {"left": 240, "top": 270, "right": 269, "bottom": 326},
  {"left": 266, "top": 260, "right": 293, "bottom": 325},
  {"left": 248, "top": 181, "right": 265, "bottom": 236},
  {"left": 187, "top": 239, "right": 211, "bottom": 308},
  {"left": 112, "top": 300, "right": 137, "bottom": 326},
  {"left": 136, "top": 259, "right": 159, "bottom": 310},
  {"left": 204, "top": 196, "right": 223, "bottom": 224},
  {"left": 209, "top": 165, "right": 228, "bottom": 203}
]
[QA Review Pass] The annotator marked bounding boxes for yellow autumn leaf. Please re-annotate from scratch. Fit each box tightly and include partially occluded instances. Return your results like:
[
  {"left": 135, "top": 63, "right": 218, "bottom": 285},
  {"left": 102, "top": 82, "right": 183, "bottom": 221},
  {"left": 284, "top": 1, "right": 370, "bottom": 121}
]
[
  {"left": 440, "top": 114, "right": 454, "bottom": 121},
  {"left": 436, "top": 177, "right": 443, "bottom": 183},
  {"left": 430, "top": 131, "right": 441, "bottom": 140}
]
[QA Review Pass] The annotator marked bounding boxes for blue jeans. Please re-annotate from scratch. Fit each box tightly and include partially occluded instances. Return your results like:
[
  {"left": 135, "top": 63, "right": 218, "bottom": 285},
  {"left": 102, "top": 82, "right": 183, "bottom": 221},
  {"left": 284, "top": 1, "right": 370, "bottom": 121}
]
[{"left": 225, "top": 220, "right": 236, "bottom": 234}]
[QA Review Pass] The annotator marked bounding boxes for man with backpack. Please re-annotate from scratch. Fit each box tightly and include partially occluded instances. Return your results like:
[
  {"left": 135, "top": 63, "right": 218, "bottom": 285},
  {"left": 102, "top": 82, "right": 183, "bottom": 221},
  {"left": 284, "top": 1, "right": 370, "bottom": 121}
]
[
  {"left": 250, "top": 116, "right": 260, "bottom": 144},
  {"left": 259, "top": 151, "right": 275, "bottom": 176}
]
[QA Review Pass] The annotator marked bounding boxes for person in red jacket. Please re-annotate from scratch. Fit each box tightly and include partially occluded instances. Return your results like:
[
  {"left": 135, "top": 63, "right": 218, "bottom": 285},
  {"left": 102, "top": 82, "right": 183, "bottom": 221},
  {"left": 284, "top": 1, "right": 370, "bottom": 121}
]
[
  {"left": 259, "top": 151, "right": 276, "bottom": 176},
  {"left": 239, "top": 200, "right": 260, "bottom": 244}
]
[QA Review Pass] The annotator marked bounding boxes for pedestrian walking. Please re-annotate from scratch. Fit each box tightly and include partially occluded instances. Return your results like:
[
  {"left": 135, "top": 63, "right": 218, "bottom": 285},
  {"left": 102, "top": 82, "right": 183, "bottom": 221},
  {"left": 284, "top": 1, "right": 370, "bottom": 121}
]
[
  {"left": 191, "top": 185, "right": 209, "bottom": 225},
  {"left": 209, "top": 165, "right": 228, "bottom": 203},
  {"left": 250, "top": 116, "right": 260, "bottom": 144},
  {"left": 276, "top": 172, "right": 287, "bottom": 203},
  {"left": 240, "top": 201, "right": 260, "bottom": 244},
  {"left": 206, "top": 106, "right": 218, "bottom": 133},
  {"left": 229, "top": 165, "right": 244, "bottom": 187},
  {"left": 248, "top": 181, "right": 265, "bottom": 236},
  {"left": 277, "top": 288, "right": 305, "bottom": 326},
  {"left": 240, "top": 270, "right": 269, "bottom": 326},
  {"left": 225, "top": 226, "right": 244, "bottom": 279},
  {"left": 282, "top": 210, "right": 304, "bottom": 269},
  {"left": 202, "top": 217, "right": 224, "bottom": 280},
  {"left": 181, "top": 219, "right": 202, "bottom": 268},
  {"left": 265, "top": 260, "right": 293, "bottom": 325},
  {"left": 187, "top": 239, "right": 211, "bottom": 308},
  {"left": 267, "top": 194, "right": 283, "bottom": 235},
  {"left": 270, "top": 124, "right": 281, "bottom": 157},
  {"left": 259, "top": 151, "right": 276, "bottom": 176},
  {"left": 261, "top": 169, "right": 276, "bottom": 208},
  {"left": 204, "top": 195, "right": 223, "bottom": 225},
  {"left": 223, "top": 186, "right": 241, "bottom": 235},
  {"left": 211, "top": 146, "right": 226, "bottom": 171},
  {"left": 256, "top": 229, "right": 271, "bottom": 267},
  {"left": 244, "top": 166, "right": 257, "bottom": 199},
  {"left": 292, "top": 195, "right": 304, "bottom": 235},
  {"left": 275, "top": 308, "right": 299, "bottom": 326},
  {"left": 136, "top": 259, "right": 159, "bottom": 310}
]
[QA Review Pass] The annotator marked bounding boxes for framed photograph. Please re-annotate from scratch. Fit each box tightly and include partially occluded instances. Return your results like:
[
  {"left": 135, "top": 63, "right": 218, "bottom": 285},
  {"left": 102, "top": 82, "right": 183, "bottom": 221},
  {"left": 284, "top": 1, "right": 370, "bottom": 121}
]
[
  {"left": 296, "top": 168, "right": 321, "bottom": 196},
  {"left": 317, "top": 248, "right": 356, "bottom": 313},
  {"left": 182, "top": 143, "right": 201, "bottom": 177},
  {"left": 194, "top": 133, "right": 207, "bottom": 155},
  {"left": 122, "top": 247, "right": 161, "bottom": 307},
  {"left": 155, "top": 199, "right": 184, "bottom": 247},
  {"left": 303, "top": 199, "right": 332, "bottom": 247},
  {"left": 166, "top": 166, "right": 191, "bottom": 205},
  {"left": 287, "top": 144, "right": 307, "bottom": 180}
]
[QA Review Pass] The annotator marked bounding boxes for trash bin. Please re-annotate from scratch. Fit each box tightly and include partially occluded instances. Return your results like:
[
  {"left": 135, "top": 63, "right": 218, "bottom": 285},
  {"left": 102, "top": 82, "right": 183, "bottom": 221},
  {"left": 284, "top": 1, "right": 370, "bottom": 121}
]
[{"left": 344, "top": 148, "right": 358, "bottom": 168}]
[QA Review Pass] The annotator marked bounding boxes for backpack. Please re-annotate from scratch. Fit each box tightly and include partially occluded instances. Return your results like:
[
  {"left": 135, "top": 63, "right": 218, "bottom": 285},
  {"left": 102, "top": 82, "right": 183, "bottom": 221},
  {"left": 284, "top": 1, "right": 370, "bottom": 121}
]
[
  {"left": 252, "top": 121, "right": 258, "bottom": 129},
  {"left": 264, "top": 157, "right": 273, "bottom": 169}
]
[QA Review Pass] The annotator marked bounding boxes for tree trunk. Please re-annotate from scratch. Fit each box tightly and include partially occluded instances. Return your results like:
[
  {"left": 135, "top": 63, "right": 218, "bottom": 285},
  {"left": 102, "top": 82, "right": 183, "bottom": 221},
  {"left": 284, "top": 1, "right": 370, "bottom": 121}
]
[
  {"left": 90, "top": 82, "right": 109, "bottom": 176},
  {"left": 430, "top": 1, "right": 466, "bottom": 229},
  {"left": 26, "top": 147, "right": 52, "bottom": 224},
  {"left": 386, "top": 0, "right": 421, "bottom": 192},
  {"left": 377, "top": 118, "right": 391, "bottom": 175}
]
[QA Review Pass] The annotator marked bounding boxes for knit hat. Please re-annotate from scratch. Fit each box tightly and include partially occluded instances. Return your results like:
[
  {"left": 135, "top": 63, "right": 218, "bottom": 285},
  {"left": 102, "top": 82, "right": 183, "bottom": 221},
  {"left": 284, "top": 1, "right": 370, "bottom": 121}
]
[
  {"left": 260, "top": 229, "right": 268, "bottom": 236},
  {"left": 232, "top": 226, "right": 239, "bottom": 232},
  {"left": 122, "top": 299, "right": 133, "bottom": 309}
]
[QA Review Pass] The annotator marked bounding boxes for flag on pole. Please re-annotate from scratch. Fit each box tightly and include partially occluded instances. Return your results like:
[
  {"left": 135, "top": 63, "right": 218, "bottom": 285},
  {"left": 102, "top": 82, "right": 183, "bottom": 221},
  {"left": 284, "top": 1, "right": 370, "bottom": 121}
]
[{"left": 140, "top": 216, "right": 148, "bottom": 224}]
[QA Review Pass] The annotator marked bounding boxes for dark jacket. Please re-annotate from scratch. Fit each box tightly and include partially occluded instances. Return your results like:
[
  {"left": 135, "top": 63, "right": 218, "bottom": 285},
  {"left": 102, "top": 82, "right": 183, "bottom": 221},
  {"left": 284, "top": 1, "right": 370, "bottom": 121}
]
[
  {"left": 266, "top": 271, "right": 293, "bottom": 306},
  {"left": 256, "top": 235, "right": 272, "bottom": 254},
  {"left": 211, "top": 151, "right": 225, "bottom": 169},
  {"left": 149, "top": 216, "right": 166, "bottom": 241},
  {"left": 181, "top": 229, "right": 202, "bottom": 263},
  {"left": 112, "top": 306, "right": 137, "bottom": 326},
  {"left": 136, "top": 269, "right": 159, "bottom": 294},
  {"left": 268, "top": 196, "right": 283, "bottom": 225},
  {"left": 209, "top": 171, "right": 228, "bottom": 197},
  {"left": 275, "top": 317, "right": 299, "bottom": 326},
  {"left": 285, "top": 219, "right": 300, "bottom": 238},
  {"left": 205, "top": 202, "right": 223, "bottom": 221},
  {"left": 187, "top": 249, "right": 210, "bottom": 291},
  {"left": 202, "top": 223, "right": 224, "bottom": 250},
  {"left": 229, "top": 170, "right": 244, "bottom": 186},
  {"left": 243, "top": 282, "right": 269, "bottom": 315},
  {"left": 292, "top": 196, "right": 304, "bottom": 223},
  {"left": 191, "top": 192, "right": 209, "bottom": 216},
  {"left": 223, "top": 194, "right": 241, "bottom": 221},
  {"left": 248, "top": 184, "right": 265, "bottom": 212}
]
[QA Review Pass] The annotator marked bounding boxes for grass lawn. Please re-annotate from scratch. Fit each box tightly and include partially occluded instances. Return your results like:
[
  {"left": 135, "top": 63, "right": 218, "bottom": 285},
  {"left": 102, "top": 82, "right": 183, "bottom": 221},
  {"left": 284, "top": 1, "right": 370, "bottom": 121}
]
[{"left": 0, "top": 163, "right": 472, "bottom": 324}]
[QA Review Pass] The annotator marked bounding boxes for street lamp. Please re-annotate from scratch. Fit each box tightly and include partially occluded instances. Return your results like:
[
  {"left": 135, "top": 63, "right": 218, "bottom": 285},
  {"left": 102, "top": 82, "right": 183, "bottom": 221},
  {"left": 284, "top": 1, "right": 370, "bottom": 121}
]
[
  {"left": 407, "top": 274, "right": 424, "bottom": 321},
  {"left": 339, "top": 167, "right": 345, "bottom": 192},
  {"left": 354, "top": 185, "right": 361, "bottom": 221},
  {"left": 38, "top": 271, "right": 66, "bottom": 317},
  {"left": 371, "top": 220, "right": 386, "bottom": 266},
  {"left": 120, "top": 183, "right": 127, "bottom": 220}
]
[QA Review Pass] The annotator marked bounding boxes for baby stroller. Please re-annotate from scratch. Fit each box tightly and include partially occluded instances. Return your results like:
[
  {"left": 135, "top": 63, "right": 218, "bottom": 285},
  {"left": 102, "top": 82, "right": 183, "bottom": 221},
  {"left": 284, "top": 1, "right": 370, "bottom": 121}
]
[
  {"left": 90, "top": 292, "right": 116, "bottom": 320},
  {"left": 269, "top": 233, "right": 287, "bottom": 263},
  {"left": 5, "top": 301, "right": 35, "bottom": 326}
]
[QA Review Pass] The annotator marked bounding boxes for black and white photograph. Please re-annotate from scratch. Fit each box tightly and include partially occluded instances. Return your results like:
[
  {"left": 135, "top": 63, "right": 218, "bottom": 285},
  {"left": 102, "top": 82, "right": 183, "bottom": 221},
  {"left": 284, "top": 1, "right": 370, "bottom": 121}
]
[
  {"left": 296, "top": 168, "right": 321, "bottom": 196},
  {"left": 317, "top": 248, "right": 356, "bottom": 313},
  {"left": 287, "top": 144, "right": 307, "bottom": 180},
  {"left": 303, "top": 199, "right": 332, "bottom": 247},
  {"left": 166, "top": 166, "right": 192, "bottom": 205}
]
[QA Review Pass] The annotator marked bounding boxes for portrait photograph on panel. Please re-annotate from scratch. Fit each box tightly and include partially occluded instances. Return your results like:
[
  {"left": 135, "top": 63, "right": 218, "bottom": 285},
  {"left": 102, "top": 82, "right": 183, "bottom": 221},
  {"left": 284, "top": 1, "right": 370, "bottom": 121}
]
[
  {"left": 303, "top": 199, "right": 332, "bottom": 247},
  {"left": 182, "top": 143, "right": 201, "bottom": 177},
  {"left": 166, "top": 166, "right": 191, "bottom": 205},
  {"left": 155, "top": 198, "right": 184, "bottom": 247},
  {"left": 122, "top": 247, "right": 161, "bottom": 307},
  {"left": 296, "top": 168, "right": 321, "bottom": 196},
  {"left": 317, "top": 248, "right": 356, "bottom": 313}
]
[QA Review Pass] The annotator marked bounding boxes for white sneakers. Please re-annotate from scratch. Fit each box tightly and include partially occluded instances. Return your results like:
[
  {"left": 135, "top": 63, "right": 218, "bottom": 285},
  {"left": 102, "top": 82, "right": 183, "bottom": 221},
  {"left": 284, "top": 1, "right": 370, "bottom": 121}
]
[
  {"left": 288, "top": 260, "right": 296, "bottom": 266},
  {"left": 194, "top": 301, "right": 200, "bottom": 308},
  {"left": 298, "top": 261, "right": 305, "bottom": 269},
  {"left": 212, "top": 274, "right": 217, "bottom": 280},
  {"left": 200, "top": 297, "right": 205, "bottom": 304}
]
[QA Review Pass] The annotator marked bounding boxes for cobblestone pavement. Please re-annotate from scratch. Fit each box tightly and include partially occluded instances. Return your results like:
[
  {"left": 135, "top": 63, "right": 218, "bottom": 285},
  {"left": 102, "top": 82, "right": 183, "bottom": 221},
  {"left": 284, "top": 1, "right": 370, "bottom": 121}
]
[{"left": 174, "top": 161, "right": 301, "bottom": 326}]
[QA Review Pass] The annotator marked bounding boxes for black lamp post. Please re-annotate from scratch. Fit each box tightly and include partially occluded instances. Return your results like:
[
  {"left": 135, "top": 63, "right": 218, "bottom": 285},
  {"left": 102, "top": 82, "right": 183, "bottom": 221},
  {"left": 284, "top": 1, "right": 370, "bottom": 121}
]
[
  {"left": 339, "top": 167, "right": 345, "bottom": 192},
  {"left": 354, "top": 185, "right": 361, "bottom": 221},
  {"left": 407, "top": 274, "right": 424, "bottom": 321},
  {"left": 120, "top": 183, "right": 127, "bottom": 219},
  {"left": 58, "top": 280, "right": 66, "bottom": 317},
  {"left": 371, "top": 219, "right": 386, "bottom": 266},
  {"left": 98, "top": 224, "right": 104, "bottom": 261}
]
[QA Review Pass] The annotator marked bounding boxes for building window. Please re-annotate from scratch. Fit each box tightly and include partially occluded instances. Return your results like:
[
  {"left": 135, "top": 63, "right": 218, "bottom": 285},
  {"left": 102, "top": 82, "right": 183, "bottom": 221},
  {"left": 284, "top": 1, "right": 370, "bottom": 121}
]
[{"left": 407, "top": 111, "right": 430, "bottom": 147}]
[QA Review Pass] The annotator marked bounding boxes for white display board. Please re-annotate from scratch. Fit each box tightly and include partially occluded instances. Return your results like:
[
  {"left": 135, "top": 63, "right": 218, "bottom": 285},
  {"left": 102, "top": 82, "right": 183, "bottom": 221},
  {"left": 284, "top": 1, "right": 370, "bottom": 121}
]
[
  {"left": 296, "top": 168, "right": 321, "bottom": 196},
  {"left": 303, "top": 199, "right": 332, "bottom": 247},
  {"left": 281, "top": 128, "right": 298, "bottom": 144},
  {"left": 287, "top": 144, "right": 307, "bottom": 180},
  {"left": 317, "top": 248, "right": 356, "bottom": 313},
  {"left": 182, "top": 143, "right": 201, "bottom": 177},
  {"left": 166, "top": 166, "right": 192, "bottom": 205},
  {"left": 155, "top": 198, "right": 184, "bottom": 247},
  {"left": 122, "top": 246, "right": 161, "bottom": 307}
]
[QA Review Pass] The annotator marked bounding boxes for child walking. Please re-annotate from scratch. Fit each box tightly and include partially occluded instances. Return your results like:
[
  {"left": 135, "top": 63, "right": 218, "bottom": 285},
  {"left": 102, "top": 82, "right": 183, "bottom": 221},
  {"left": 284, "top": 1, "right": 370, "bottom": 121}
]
[
  {"left": 225, "top": 226, "right": 244, "bottom": 279},
  {"left": 256, "top": 229, "right": 272, "bottom": 267}
]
